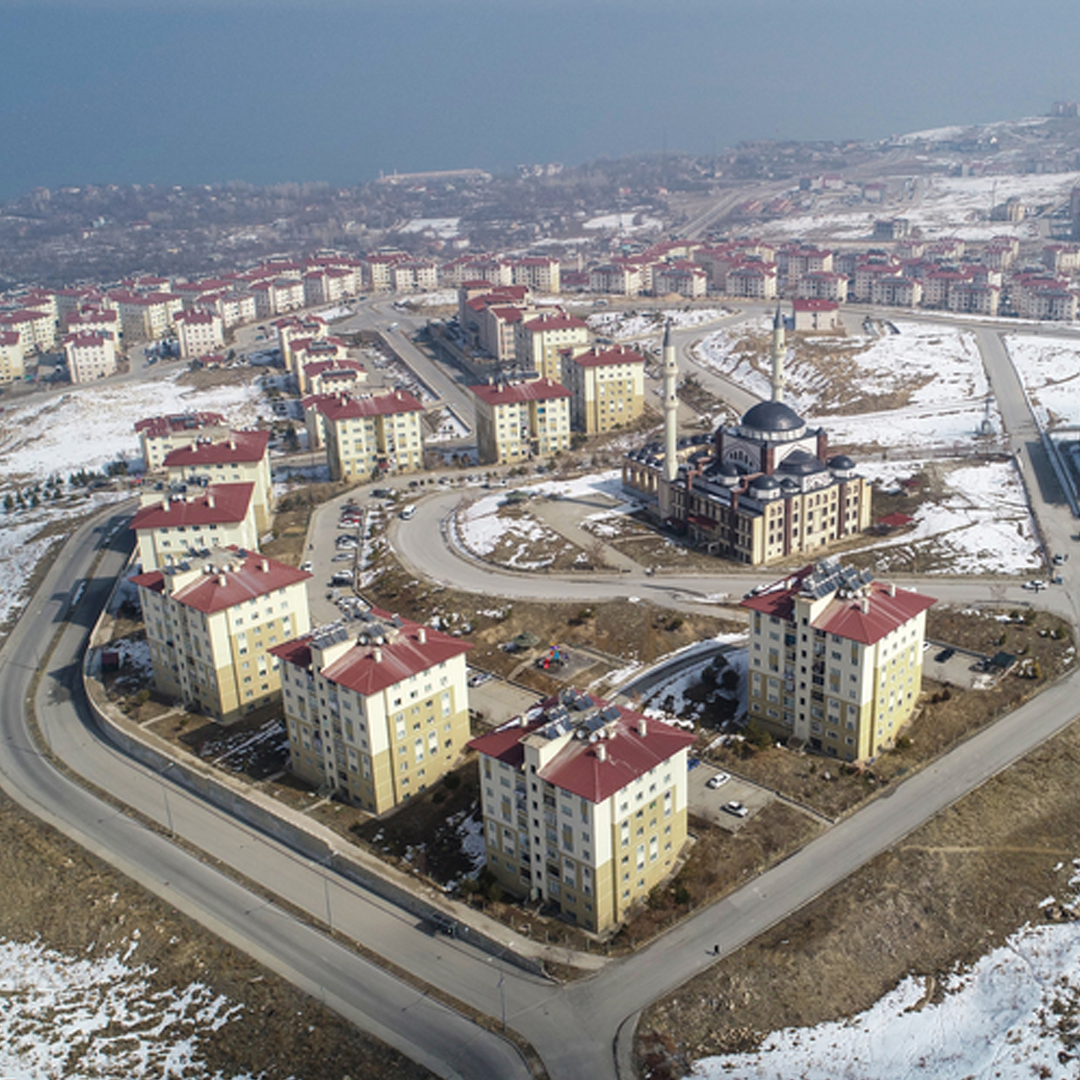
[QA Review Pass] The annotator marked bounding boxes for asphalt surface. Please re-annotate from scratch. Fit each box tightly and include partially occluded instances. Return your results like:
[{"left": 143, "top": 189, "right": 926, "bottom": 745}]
[{"left": 4, "top": 302, "right": 1080, "bottom": 1080}]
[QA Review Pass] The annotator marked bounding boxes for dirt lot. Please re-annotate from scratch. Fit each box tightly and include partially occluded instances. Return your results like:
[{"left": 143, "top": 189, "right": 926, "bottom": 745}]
[
  {"left": 698, "top": 605, "right": 1074, "bottom": 820},
  {"left": 637, "top": 711, "right": 1080, "bottom": 1078},
  {"left": 0, "top": 787, "right": 431, "bottom": 1080}
]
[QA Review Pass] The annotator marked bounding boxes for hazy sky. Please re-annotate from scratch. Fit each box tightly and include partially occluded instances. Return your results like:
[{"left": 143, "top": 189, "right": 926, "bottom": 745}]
[{"left": 1, "top": 0, "right": 1078, "bottom": 198}]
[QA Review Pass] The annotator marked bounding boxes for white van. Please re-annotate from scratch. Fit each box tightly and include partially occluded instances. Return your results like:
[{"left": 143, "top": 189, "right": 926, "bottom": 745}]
[{"left": 399, "top": 505, "right": 416, "bottom": 520}]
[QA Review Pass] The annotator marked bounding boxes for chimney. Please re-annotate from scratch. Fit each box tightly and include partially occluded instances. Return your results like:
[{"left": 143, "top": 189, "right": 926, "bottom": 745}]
[
  {"left": 638, "top": 717, "right": 647, "bottom": 737},
  {"left": 417, "top": 627, "right": 427, "bottom": 644},
  {"left": 229, "top": 439, "right": 236, "bottom": 450},
  {"left": 596, "top": 743, "right": 607, "bottom": 763},
  {"left": 374, "top": 647, "right": 383, "bottom": 664},
  {"left": 218, "top": 573, "right": 227, "bottom": 586},
  {"left": 261, "top": 558, "right": 269, "bottom": 572},
  {"left": 206, "top": 491, "right": 215, "bottom": 508},
  {"left": 887, "top": 583, "right": 896, "bottom": 597},
  {"left": 860, "top": 597, "right": 870, "bottom": 614}
]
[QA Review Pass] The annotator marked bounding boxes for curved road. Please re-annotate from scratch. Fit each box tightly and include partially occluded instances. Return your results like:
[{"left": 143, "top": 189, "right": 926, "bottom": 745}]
[{"left": 4, "top": 303, "right": 1080, "bottom": 1080}]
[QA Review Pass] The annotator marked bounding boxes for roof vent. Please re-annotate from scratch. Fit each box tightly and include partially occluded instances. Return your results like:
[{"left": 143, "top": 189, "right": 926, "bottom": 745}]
[
  {"left": 261, "top": 558, "right": 269, "bottom": 572},
  {"left": 206, "top": 492, "right": 215, "bottom": 509},
  {"left": 860, "top": 597, "right": 870, "bottom": 614},
  {"left": 638, "top": 718, "right": 647, "bottom": 737},
  {"left": 596, "top": 743, "right": 607, "bottom": 763},
  {"left": 887, "top": 583, "right": 896, "bottom": 597},
  {"left": 217, "top": 573, "right": 227, "bottom": 586},
  {"left": 373, "top": 647, "right": 383, "bottom": 664},
  {"left": 417, "top": 627, "right": 427, "bottom": 644}
]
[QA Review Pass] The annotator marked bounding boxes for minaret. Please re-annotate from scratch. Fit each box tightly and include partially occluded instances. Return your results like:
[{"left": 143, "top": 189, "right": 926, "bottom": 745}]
[
  {"left": 658, "top": 320, "right": 679, "bottom": 518},
  {"left": 770, "top": 302, "right": 786, "bottom": 403}
]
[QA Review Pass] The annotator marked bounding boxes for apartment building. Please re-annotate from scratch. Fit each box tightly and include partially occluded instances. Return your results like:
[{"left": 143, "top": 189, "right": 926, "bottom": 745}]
[
  {"left": 162, "top": 431, "right": 273, "bottom": 533},
  {"left": 742, "top": 558, "right": 935, "bottom": 763},
  {"left": 511, "top": 256, "right": 561, "bottom": 294},
  {"left": 130, "top": 483, "right": 259, "bottom": 572},
  {"left": 108, "top": 291, "right": 182, "bottom": 340},
  {"left": 302, "top": 358, "right": 367, "bottom": 397},
  {"left": 135, "top": 412, "right": 230, "bottom": 470},
  {"left": 316, "top": 391, "right": 426, "bottom": 479},
  {"left": 174, "top": 309, "right": 225, "bottom": 359},
  {"left": 653, "top": 264, "right": 708, "bottom": 298},
  {"left": 64, "top": 331, "right": 118, "bottom": 383},
  {"left": 0, "top": 331, "right": 25, "bottom": 384},
  {"left": 0, "top": 309, "right": 56, "bottom": 352},
  {"left": 870, "top": 276, "right": 923, "bottom": 308},
  {"left": 796, "top": 271, "right": 849, "bottom": 303},
  {"left": 442, "top": 256, "right": 514, "bottom": 287},
  {"left": 272, "top": 610, "right": 472, "bottom": 813},
  {"left": 471, "top": 378, "right": 572, "bottom": 464},
  {"left": 725, "top": 262, "right": 778, "bottom": 299},
  {"left": 132, "top": 547, "right": 311, "bottom": 723},
  {"left": 274, "top": 314, "right": 328, "bottom": 374},
  {"left": 457, "top": 284, "right": 530, "bottom": 344},
  {"left": 65, "top": 308, "right": 120, "bottom": 339},
  {"left": 251, "top": 278, "right": 306, "bottom": 318},
  {"left": 469, "top": 692, "right": 695, "bottom": 933},
  {"left": 588, "top": 263, "right": 644, "bottom": 297},
  {"left": 514, "top": 311, "right": 591, "bottom": 381},
  {"left": 390, "top": 259, "right": 439, "bottom": 294},
  {"left": 563, "top": 345, "right": 647, "bottom": 434},
  {"left": 292, "top": 337, "right": 351, "bottom": 390}
]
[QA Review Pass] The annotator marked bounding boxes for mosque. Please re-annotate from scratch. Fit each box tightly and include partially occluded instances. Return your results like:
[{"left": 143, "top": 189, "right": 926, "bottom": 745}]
[{"left": 622, "top": 308, "right": 872, "bottom": 565}]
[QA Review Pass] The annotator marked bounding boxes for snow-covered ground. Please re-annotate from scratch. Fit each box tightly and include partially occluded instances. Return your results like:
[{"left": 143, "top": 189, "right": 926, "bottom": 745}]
[
  {"left": 0, "top": 935, "right": 255, "bottom": 1080},
  {"left": 1003, "top": 334, "right": 1080, "bottom": 428},
  {"left": 759, "top": 168, "right": 1079, "bottom": 243},
  {"left": 695, "top": 318, "right": 997, "bottom": 451},
  {"left": 406, "top": 290, "right": 458, "bottom": 308},
  {"left": 862, "top": 459, "right": 1040, "bottom": 575},
  {"left": 0, "top": 373, "right": 267, "bottom": 484},
  {"left": 690, "top": 906, "right": 1080, "bottom": 1079},
  {"left": 396, "top": 217, "right": 461, "bottom": 238},
  {"left": 0, "top": 372, "right": 269, "bottom": 632},
  {"left": 587, "top": 308, "right": 730, "bottom": 341},
  {"left": 583, "top": 211, "right": 663, "bottom": 234}
]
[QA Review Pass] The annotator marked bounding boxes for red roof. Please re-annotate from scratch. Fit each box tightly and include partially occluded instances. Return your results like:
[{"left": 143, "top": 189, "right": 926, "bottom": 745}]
[
  {"left": 470, "top": 379, "right": 571, "bottom": 405},
  {"left": 469, "top": 697, "right": 695, "bottom": 804},
  {"left": 303, "top": 359, "right": 365, "bottom": 378},
  {"left": 271, "top": 608, "right": 470, "bottom": 697},
  {"left": 175, "top": 309, "right": 218, "bottom": 325},
  {"left": 132, "top": 547, "right": 309, "bottom": 615},
  {"left": 878, "top": 512, "right": 914, "bottom": 527},
  {"left": 134, "top": 412, "right": 227, "bottom": 437},
  {"left": 315, "top": 391, "right": 424, "bottom": 421},
  {"left": 792, "top": 298, "right": 838, "bottom": 312},
  {"left": 130, "top": 483, "right": 254, "bottom": 531},
  {"left": 741, "top": 567, "right": 935, "bottom": 646},
  {"left": 163, "top": 431, "right": 270, "bottom": 469},
  {"left": 522, "top": 314, "right": 588, "bottom": 332},
  {"left": 570, "top": 345, "right": 646, "bottom": 368}
]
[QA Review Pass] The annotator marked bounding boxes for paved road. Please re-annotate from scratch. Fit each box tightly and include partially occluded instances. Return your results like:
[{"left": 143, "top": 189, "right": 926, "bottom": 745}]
[
  {"left": 4, "top": 299, "right": 1080, "bottom": 1080},
  {"left": 0, "top": 511, "right": 532, "bottom": 1080}
]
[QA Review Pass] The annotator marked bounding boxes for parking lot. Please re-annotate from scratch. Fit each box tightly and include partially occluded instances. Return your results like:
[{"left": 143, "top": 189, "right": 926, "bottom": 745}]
[
  {"left": 922, "top": 641, "right": 991, "bottom": 690},
  {"left": 686, "top": 762, "right": 773, "bottom": 830}
]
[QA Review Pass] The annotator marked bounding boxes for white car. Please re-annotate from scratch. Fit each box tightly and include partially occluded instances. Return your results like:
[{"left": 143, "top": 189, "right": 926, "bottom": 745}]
[
  {"left": 706, "top": 772, "right": 730, "bottom": 789},
  {"left": 1023, "top": 579, "right": 1047, "bottom": 591},
  {"left": 722, "top": 800, "right": 749, "bottom": 818},
  {"left": 300, "top": 561, "right": 313, "bottom": 573}
]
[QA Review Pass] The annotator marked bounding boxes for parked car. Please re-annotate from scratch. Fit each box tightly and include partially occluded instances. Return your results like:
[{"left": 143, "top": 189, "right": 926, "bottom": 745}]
[
  {"left": 299, "top": 561, "right": 313, "bottom": 573},
  {"left": 1023, "top": 579, "right": 1047, "bottom": 591},
  {"left": 331, "top": 570, "right": 354, "bottom": 585},
  {"left": 934, "top": 647, "right": 955, "bottom": 663},
  {"left": 722, "top": 800, "right": 749, "bottom": 818},
  {"left": 706, "top": 772, "right": 730, "bottom": 790},
  {"left": 399, "top": 506, "right": 416, "bottom": 520}
]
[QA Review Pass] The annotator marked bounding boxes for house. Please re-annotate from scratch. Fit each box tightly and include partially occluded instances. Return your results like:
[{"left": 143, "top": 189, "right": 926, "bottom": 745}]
[
  {"left": 742, "top": 558, "right": 935, "bottom": 762},
  {"left": 791, "top": 299, "right": 840, "bottom": 332},
  {"left": 272, "top": 610, "right": 472, "bottom": 813},
  {"left": 130, "top": 483, "right": 259, "bottom": 572},
  {"left": 162, "top": 431, "right": 273, "bottom": 533},
  {"left": 132, "top": 547, "right": 311, "bottom": 723},
  {"left": 469, "top": 691, "right": 695, "bottom": 933},
  {"left": 471, "top": 378, "right": 572, "bottom": 464}
]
